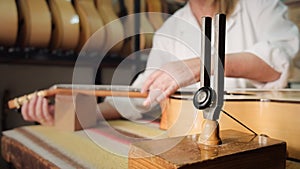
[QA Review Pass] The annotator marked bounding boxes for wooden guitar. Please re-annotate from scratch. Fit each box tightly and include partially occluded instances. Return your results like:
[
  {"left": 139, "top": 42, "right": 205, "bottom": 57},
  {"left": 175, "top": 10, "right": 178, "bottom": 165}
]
[
  {"left": 17, "top": 0, "right": 52, "bottom": 48},
  {"left": 73, "top": 0, "right": 106, "bottom": 52},
  {"left": 0, "top": 0, "right": 18, "bottom": 46},
  {"left": 160, "top": 89, "right": 300, "bottom": 160},
  {"left": 95, "top": 0, "right": 125, "bottom": 53},
  {"left": 48, "top": 0, "right": 80, "bottom": 51}
]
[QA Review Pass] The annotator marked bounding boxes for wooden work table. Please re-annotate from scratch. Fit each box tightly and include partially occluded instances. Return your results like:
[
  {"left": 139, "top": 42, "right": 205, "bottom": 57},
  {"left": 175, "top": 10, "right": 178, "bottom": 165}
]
[{"left": 1, "top": 122, "right": 300, "bottom": 169}]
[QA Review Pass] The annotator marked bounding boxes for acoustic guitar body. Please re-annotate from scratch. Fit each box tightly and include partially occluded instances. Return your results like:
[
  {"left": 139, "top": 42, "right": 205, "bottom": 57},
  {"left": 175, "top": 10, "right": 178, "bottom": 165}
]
[
  {"left": 17, "top": 0, "right": 52, "bottom": 48},
  {"left": 160, "top": 89, "right": 300, "bottom": 160},
  {"left": 74, "top": 0, "right": 106, "bottom": 52},
  {"left": 49, "top": 0, "right": 80, "bottom": 51},
  {"left": 0, "top": 0, "right": 18, "bottom": 46},
  {"left": 95, "top": 0, "right": 124, "bottom": 53}
]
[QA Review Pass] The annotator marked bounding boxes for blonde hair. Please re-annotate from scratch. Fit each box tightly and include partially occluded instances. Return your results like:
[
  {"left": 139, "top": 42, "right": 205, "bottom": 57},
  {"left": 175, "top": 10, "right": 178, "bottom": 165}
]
[{"left": 219, "top": 0, "right": 239, "bottom": 17}]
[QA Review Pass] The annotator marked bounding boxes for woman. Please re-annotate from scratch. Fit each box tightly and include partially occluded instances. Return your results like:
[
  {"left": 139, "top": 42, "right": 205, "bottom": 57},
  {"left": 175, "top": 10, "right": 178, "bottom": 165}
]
[
  {"left": 21, "top": 0, "right": 299, "bottom": 124},
  {"left": 140, "top": 0, "right": 299, "bottom": 107}
]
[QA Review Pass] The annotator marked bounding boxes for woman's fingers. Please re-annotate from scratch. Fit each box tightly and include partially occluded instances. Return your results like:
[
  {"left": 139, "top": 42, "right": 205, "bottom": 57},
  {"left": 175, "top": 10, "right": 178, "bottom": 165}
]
[
  {"left": 143, "top": 72, "right": 179, "bottom": 107},
  {"left": 42, "top": 98, "right": 54, "bottom": 124},
  {"left": 143, "top": 88, "right": 163, "bottom": 107},
  {"left": 27, "top": 95, "right": 38, "bottom": 121},
  {"left": 21, "top": 100, "right": 32, "bottom": 121},
  {"left": 20, "top": 95, "right": 54, "bottom": 125},
  {"left": 141, "top": 70, "right": 162, "bottom": 93},
  {"left": 35, "top": 96, "right": 44, "bottom": 122},
  {"left": 142, "top": 59, "right": 200, "bottom": 107},
  {"left": 156, "top": 83, "right": 179, "bottom": 103}
]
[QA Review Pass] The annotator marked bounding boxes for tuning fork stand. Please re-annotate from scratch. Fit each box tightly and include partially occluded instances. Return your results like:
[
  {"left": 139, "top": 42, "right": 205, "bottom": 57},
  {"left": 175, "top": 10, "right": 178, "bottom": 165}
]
[{"left": 193, "top": 14, "right": 226, "bottom": 146}]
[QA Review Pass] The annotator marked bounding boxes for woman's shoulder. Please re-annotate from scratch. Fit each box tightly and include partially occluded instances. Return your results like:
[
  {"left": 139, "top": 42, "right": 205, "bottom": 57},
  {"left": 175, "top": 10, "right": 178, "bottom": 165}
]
[
  {"left": 171, "top": 3, "right": 190, "bottom": 18},
  {"left": 240, "top": 0, "right": 284, "bottom": 10},
  {"left": 156, "top": 3, "right": 194, "bottom": 33}
]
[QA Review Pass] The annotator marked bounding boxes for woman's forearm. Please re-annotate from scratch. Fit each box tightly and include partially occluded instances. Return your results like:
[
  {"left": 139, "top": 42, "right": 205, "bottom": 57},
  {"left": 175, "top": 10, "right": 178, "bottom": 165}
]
[{"left": 225, "top": 52, "right": 281, "bottom": 82}]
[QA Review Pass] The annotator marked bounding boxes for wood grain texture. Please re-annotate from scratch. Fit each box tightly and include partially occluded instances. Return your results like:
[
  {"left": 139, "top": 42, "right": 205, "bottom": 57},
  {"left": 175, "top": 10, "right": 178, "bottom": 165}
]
[
  {"left": 1, "top": 136, "right": 58, "bottom": 169},
  {"left": 129, "top": 130, "right": 287, "bottom": 169},
  {"left": 1, "top": 125, "right": 299, "bottom": 168}
]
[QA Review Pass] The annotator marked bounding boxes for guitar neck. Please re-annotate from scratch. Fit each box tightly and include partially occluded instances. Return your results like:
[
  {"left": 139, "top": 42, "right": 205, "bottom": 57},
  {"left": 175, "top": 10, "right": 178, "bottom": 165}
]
[{"left": 8, "top": 84, "right": 148, "bottom": 109}]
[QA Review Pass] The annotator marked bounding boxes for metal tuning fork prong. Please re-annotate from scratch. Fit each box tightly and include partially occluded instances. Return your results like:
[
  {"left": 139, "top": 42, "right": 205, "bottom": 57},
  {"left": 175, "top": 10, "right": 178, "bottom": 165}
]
[{"left": 193, "top": 14, "right": 226, "bottom": 146}]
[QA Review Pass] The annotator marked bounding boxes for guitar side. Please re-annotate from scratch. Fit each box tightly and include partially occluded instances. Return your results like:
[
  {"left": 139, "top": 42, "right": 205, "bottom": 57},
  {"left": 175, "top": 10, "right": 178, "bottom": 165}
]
[
  {"left": 74, "top": 0, "right": 106, "bottom": 52},
  {"left": 0, "top": 0, "right": 18, "bottom": 46},
  {"left": 48, "top": 0, "right": 80, "bottom": 51},
  {"left": 17, "top": 0, "right": 52, "bottom": 48},
  {"left": 95, "top": 0, "right": 125, "bottom": 53}
]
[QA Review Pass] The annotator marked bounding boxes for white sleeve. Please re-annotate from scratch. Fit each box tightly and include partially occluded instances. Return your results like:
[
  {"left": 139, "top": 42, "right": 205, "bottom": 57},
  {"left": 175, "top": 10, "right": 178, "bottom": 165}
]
[{"left": 245, "top": 0, "right": 299, "bottom": 89}]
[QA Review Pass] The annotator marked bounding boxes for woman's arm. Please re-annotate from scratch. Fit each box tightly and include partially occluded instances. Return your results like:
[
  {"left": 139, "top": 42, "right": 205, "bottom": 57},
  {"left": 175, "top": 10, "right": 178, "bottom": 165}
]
[
  {"left": 142, "top": 52, "right": 281, "bottom": 107},
  {"left": 225, "top": 52, "right": 281, "bottom": 82}
]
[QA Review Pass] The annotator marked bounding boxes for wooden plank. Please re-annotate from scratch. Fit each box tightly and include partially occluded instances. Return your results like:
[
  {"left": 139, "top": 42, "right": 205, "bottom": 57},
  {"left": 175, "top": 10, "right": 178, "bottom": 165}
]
[{"left": 129, "top": 130, "right": 286, "bottom": 169}]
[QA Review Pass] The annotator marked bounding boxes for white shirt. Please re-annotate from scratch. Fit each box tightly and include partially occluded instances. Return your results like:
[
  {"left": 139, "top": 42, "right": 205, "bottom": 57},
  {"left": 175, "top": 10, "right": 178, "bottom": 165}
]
[{"left": 107, "top": 0, "right": 299, "bottom": 119}]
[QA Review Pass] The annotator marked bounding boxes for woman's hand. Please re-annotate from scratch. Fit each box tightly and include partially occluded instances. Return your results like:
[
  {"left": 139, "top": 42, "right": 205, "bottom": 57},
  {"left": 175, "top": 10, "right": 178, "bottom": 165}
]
[
  {"left": 21, "top": 95, "right": 54, "bottom": 125},
  {"left": 141, "top": 58, "right": 200, "bottom": 107}
]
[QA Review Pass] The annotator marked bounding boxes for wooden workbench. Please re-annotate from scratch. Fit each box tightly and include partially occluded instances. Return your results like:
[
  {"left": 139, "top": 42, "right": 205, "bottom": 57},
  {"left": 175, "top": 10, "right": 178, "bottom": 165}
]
[{"left": 2, "top": 121, "right": 300, "bottom": 169}]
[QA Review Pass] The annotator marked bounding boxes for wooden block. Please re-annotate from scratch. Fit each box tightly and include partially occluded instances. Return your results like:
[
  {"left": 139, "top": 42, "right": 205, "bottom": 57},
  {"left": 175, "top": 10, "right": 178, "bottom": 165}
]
[
  {"left": 54, "top": 93, "right": 98, "bottom": 131},
  {"left": 129, "top": 130, "right": 286, "bottom": 169}
]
